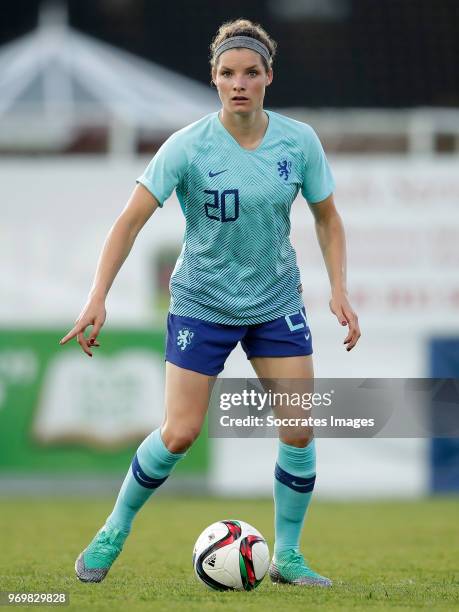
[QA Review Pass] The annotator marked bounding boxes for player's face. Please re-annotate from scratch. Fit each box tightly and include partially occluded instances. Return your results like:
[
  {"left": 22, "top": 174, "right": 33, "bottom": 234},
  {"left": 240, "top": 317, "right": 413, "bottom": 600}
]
[{"left": 212, "top": 48, "right": 273, "bottom": 114}]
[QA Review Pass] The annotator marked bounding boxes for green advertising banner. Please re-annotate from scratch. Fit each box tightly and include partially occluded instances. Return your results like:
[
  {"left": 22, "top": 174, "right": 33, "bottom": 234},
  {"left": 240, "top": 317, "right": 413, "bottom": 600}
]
[{"left": 0, "top": 329, "right": 208, "bottom": 476}]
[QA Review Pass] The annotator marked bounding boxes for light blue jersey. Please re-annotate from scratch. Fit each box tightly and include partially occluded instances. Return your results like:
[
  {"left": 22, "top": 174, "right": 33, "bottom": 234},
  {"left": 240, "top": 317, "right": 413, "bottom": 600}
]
[{"left": 137, "top": 110, "right": 335, "bottom": 325}]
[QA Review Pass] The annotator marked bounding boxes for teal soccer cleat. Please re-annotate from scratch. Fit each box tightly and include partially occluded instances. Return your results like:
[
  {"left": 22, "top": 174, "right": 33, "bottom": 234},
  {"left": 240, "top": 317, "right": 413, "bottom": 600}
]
[
  {"left": 269, "top": 550, "right": 332, "bottom": 587},
  {"left": 75, "top": 523, "right": 129, "bottom": 583}
]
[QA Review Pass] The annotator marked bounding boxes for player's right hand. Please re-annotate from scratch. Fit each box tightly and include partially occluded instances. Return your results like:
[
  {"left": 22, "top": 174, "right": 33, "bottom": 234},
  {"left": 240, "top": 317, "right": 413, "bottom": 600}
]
[{"left": 59, "top": 297, "right": 106, "bottom": 357}]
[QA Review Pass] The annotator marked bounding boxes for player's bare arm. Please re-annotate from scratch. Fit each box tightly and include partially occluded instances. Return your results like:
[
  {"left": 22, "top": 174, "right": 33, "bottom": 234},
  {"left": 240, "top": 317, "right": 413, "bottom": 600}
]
[
  {"left": 309, "top": 193, "right": 361, "bottom": 351},
  {"left": 59, "top": 184, "right": 159, "bottom": 356}
]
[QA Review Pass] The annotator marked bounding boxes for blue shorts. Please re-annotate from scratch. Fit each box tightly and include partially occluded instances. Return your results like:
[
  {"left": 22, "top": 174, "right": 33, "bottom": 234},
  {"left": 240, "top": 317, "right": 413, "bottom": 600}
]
[{"left": 165, "top": 307, "right": 313, "bottom": 376}]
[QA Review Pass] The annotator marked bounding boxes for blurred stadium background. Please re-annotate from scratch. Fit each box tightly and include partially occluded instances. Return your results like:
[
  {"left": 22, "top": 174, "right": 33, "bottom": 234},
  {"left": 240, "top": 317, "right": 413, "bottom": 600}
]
[{"left": 1, "top": 0, "right": 459, "bottom": 507}]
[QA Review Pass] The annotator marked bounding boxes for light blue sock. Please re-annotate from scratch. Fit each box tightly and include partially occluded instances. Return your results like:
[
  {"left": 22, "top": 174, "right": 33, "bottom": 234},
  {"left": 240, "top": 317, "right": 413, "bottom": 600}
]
[
  {"left": 106, "top": 428, "right": 186, "bottom": 534},
  {"left": 273, "top": 439, "right": 316, "bottom": 557}
]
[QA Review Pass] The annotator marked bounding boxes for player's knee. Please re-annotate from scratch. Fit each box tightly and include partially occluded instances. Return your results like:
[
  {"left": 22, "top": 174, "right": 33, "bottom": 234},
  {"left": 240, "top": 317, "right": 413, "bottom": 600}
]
[
  {"left": 280, "top": 431, "right": 313, "bottom": 448},
  {"left": 162, "top": 426, "right": 201, "bottom": 453}
]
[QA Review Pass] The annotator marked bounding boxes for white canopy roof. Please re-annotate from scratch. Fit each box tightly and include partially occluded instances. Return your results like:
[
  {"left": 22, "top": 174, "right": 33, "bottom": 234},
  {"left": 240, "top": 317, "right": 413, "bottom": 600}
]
[{"left": 0, "top": 3, "right": 218, "bottom": 150}]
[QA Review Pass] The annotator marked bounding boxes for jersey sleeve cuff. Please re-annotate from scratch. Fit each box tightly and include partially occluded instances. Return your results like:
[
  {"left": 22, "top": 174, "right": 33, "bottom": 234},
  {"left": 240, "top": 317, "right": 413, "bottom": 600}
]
[
  {"left": 136, "top": 177, "right": 164, "bottom": 207},
  {"left": 306, "top": 188, "right": 334, "bottom": 205}
]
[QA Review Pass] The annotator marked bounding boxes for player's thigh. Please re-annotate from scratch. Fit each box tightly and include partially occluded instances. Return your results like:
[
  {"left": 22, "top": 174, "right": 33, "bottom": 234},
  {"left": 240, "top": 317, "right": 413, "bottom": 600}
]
[
  {"left": 250, "top": 354, "right": 314, "bottom": 379},
  {"left": 161, "top": 361, "right": 214, "bottom": 453},
  {"left": 250, "top": 355, "right": 314, "bottom": 447}
]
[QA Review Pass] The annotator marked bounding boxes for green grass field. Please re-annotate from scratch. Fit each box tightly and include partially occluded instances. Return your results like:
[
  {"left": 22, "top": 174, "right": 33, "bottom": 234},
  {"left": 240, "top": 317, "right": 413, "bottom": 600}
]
[{"left": 0, "top": 497, "right": 458, "bottom": 611}]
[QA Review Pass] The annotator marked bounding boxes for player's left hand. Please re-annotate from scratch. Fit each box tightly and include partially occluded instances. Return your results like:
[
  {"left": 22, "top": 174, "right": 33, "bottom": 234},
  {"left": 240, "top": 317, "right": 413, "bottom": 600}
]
[{"left": 329, "top": 291, "right": 361, "bottom": 351}]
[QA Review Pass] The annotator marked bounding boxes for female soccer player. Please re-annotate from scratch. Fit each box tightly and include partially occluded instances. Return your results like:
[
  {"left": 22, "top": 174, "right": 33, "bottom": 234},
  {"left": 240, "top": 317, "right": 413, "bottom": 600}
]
[{"left": 61, "top": 19, "right": 360, "bottom": 587}]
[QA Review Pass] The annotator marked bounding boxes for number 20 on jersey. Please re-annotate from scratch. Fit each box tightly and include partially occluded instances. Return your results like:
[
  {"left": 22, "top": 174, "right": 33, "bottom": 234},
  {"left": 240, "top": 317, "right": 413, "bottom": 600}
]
[{"left": 204, "top": 189, "right": 240, "bottom": 222}]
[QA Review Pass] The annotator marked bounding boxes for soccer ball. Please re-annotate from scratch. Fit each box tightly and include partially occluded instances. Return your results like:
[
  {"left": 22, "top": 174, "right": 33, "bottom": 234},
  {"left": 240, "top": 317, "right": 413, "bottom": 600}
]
[{"left": 192, "top": 519, "right": 270, "bottom": 591}]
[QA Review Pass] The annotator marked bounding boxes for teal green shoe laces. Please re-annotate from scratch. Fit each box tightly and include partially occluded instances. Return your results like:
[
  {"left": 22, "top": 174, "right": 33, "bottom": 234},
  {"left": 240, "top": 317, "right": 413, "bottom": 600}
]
[
  {"left": 275, "top": 551, "right": 316, "bottom": 580},
  {"left": 83, "top": 525, "right": 127, "bottom": 570},
  {"left": 272, "top": 550, "right": 332, "bottom": 586}
]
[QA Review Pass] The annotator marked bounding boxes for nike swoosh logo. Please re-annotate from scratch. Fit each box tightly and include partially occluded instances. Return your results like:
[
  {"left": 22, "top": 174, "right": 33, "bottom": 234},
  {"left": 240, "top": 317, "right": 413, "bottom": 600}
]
[
  {"left": 305, "top": 333, "right": 310, "bottom": 341},
  {"left": 209, "top": 169, "right": 228, "bottom": 177},
  {"left": 136, "top": 470, "right": 154, "bottom": 484},
  {"left": 291, "top": 481, "right": 311, "bottom": 488}
]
